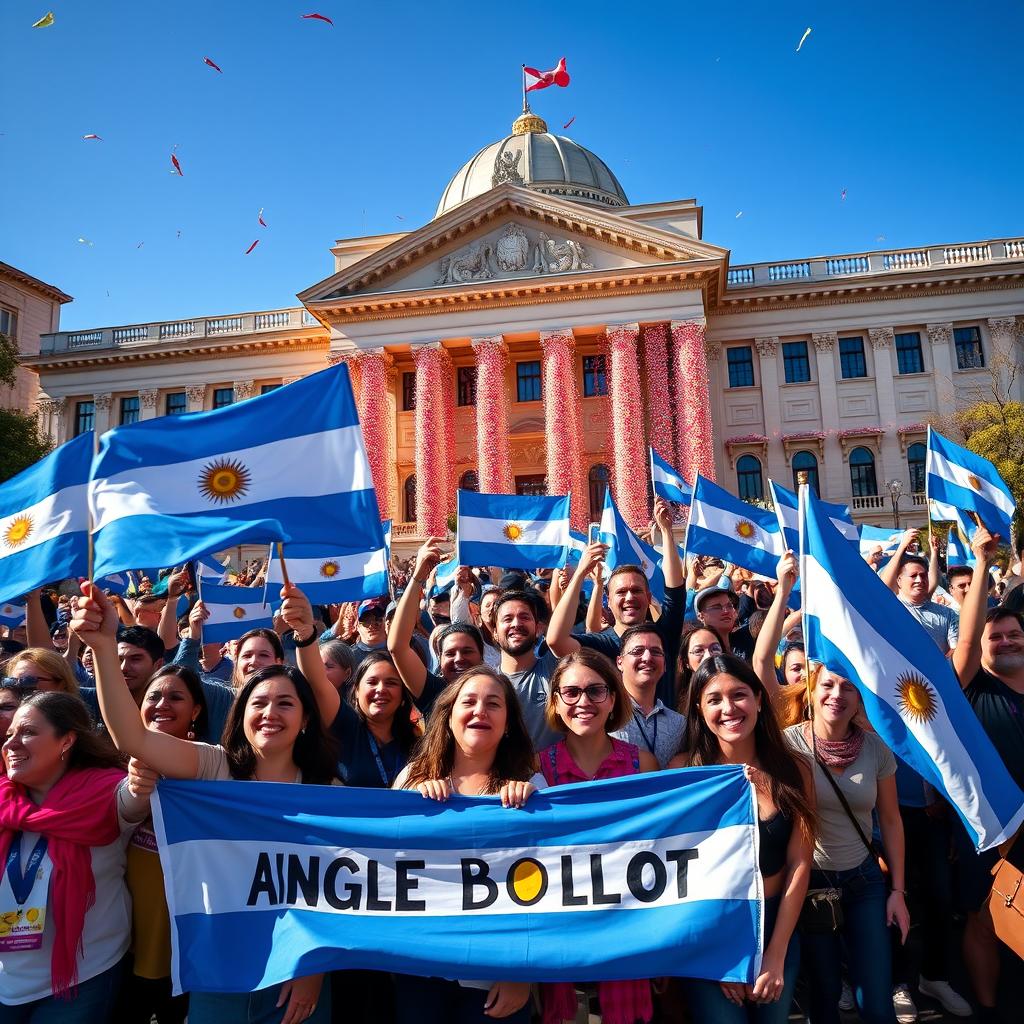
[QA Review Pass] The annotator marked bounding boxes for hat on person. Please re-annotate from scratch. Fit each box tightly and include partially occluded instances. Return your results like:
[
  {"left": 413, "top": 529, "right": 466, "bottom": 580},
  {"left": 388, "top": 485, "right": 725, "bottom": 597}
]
[
  {"left": 357, "top": 598, "right": 388, "bottom": 619},
  {"left": 694, "top": 586, "right": 740, "bottom": 612},
  {"left": 498, "top": 571, "right": 529, "bottom": 591},
  {"left": 384, "top": 601, "right": 398, "bottom": 620}
]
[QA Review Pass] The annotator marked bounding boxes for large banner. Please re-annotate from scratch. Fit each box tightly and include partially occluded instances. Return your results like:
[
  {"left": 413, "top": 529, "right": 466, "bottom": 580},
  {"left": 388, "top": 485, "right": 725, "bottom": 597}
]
[{"left": 151, "top": 765, "right": 762, "bottom": 995}]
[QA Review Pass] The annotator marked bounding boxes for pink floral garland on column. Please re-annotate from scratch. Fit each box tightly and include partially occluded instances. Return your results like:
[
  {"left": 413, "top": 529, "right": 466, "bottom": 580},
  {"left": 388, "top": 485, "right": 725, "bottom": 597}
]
[
  {"left": 471, "top": 337, "right": 513, "bottom": 493},
  {"left": 607, "top": 323, "right": 648, "bottom": 532},
  {"left": 540, "top": 329, "right": 585, "bottom": 529},
  {"left": 355, "top": 349, "right": 392, "bottom": 521},
  {"left": 412, "top": 343, "right": 451, "bottom": 537},
  {"left": 671, "top": 318, "right": 715, "bottom": 482},
  {"left": 641, "top": 323, "right": 676, "bottom": 467}
]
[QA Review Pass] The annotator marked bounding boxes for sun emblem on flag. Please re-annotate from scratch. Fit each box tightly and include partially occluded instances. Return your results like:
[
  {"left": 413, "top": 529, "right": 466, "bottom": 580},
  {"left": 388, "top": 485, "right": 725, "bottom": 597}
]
[
  {"left": 896, "top": 671, "right": 938, "bottom": 723},
  {"left": 735, "top": 519, "right": 757, "bottom": 540},
  {"left": 320, "top": 560, "right": 340, "bottom": 578},
  {"left": 967, "top": 473, "right": 982, "bottom": 491},
  {"left": 232, "top": 607, "right": 247, "bottom": 620},
  {"left": 198, "top": 458, "right": 252, "bottom": 504},
  {"left": 503, "top": 522, "right": 524, "bottom": 542},
  {"left": 3, "top": 515, "right": 33, "bottom": 549}
]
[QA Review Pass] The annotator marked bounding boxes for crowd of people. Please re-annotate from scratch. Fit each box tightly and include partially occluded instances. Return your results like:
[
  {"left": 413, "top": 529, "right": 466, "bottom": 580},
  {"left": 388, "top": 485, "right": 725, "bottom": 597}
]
[{"left": 2, "top": 503, "right": 1023, "bottom": 1024}]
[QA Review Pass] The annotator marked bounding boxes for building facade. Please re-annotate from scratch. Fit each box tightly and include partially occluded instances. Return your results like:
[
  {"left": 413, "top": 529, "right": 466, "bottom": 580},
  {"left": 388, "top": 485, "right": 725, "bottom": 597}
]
[{"left": 23, "top": 111, "right": 1024, "bottom": 550}]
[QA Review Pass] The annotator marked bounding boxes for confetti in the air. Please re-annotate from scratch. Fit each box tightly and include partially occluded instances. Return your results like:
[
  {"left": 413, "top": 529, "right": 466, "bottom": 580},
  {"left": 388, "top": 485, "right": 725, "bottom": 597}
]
[
  {"left": 171, "top": 153, "right": 183, "bottom": 176},
  {"left": 77, "top": 238, "right": 94, "bottom": 246},
  {"left": 302, "top": 13, "right": 334, "bottom": 25},
  {"left": 396, "top": 215, "right": 406, "bottom": 221},
  {"left": 203, "top": 57, "right": 223, "bottom": 73},
  {"left": 258, "top": 208, "right": 267, "bottom": 227},
  {"left": 840, "top": 188, "right": 848, "bottom": 201},
  {"left": 136, "top": 242, "right": 144, "bottom": 249},
  {"left": 82, "top": 134, "right": 103, "bottom": 141},
  {"left": 876, "top": 235, "right": 887, "bottom": 242},
  {"left": 32, "top": 12, "right": 55, "bottom": 28},
  {"left": 796, "top": 27, "right": 812, "bottom": 52},
  {"left": 244, "top": 239, "right": 260, "bottom": 255},
  {"left": 563, "top": 116, "right": 575, "bottom": 129},
  {"left": 735, "top": 211, "right": 744, "bottom": 219},
  {"left": 176, "top": 230, "right": 182, "bottom": 239}
]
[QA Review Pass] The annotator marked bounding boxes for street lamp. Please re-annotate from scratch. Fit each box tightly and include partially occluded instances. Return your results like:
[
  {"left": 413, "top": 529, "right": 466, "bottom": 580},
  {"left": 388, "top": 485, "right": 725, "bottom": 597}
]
[{"left": 886, "top": 479, "right": 903, "bottom": 529}]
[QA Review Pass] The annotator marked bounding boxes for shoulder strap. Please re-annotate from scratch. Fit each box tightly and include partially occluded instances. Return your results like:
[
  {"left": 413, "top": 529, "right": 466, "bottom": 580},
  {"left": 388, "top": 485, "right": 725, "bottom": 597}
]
[{"left": 812, "top": 742, "right": 877, "bottom": 859}]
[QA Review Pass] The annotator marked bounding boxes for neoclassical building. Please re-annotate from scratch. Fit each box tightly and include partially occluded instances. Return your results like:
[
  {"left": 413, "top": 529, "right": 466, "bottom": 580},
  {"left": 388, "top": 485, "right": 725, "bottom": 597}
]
[{"left": 23, "top": 109, "right": 1024, "bottom": 551}]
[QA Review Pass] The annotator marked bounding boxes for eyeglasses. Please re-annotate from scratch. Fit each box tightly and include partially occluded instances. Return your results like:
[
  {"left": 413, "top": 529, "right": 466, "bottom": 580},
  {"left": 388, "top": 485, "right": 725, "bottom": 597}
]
[
  {"left": 2, "top": 675, "right": 53, "bottom": 691},
  {"left": 701, "top": 603, "right": 735, "bottom": 615},
  {"left": 625, "top": 646, "right": 665, "bottom": 659},
  {"left": 555, "top": 684, "right": 610, "bottom": 704},
  {"left": 690, "top": 643, "right": 723, "bottom": 658}
]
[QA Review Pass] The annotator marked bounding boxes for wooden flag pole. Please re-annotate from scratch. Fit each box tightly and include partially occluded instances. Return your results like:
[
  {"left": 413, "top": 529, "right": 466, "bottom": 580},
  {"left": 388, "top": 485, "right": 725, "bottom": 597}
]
[{"left": 276, "top": 542, "right": 292, "bottom": 589}]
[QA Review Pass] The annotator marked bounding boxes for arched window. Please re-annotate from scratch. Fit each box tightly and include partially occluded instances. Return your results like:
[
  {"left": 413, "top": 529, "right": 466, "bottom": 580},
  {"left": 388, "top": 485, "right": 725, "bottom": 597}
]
[
  {"left": 849, "top": 447, "right": 877, "bottom": 498},
  {"left": 588, "top": 463, "right": 611, "bottom": 519},
  {"left": 459, "top": 469, "right": 479, "bottom": 492},
  {"left": 736, "top": 455, "right": 763, "bottom": 501},
  {"left": 791, "top": 450, "right": 819, "bottom": 496},
  {"left": 404, "top": 475, "right": 417, "bottom": 523},
  {"left": 907, "top": 442, "right": 926, "bottom": 494}
]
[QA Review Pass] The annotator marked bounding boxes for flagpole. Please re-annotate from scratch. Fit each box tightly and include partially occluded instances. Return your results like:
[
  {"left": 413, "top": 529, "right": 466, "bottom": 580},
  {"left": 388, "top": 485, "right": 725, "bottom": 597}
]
[
  {"left": 797, "top": 474, "right": 812, "bottom": 727},
  {"left": 925, "top": 424, "right": 932, "bottom": 550},
  {"left": 86, "top": 429, "right": 98, "bottom": 584},
  {"left": 521, "top": 65, "right": 528, "bottom": 114},
  {"left": 276, "top": 542, "right": 292, "bottom": 589}
]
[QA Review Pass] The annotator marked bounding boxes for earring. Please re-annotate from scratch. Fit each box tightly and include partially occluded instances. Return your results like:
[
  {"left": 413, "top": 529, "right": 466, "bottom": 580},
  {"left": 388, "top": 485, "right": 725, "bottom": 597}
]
[
  {"left": 187, "top": 726, "right": 196, "bottom": 741},
  {"left": 60, "top": 748, "right": 66, "bottom": 761}
]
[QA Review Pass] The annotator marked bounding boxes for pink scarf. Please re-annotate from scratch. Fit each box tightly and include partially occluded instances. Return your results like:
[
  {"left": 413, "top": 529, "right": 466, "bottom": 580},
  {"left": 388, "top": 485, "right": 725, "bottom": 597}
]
[
  {"left": 0, "top": 767, "right": 125, "bottom": 995},
  {"left": 812, "top": 723, "right": 865, "bottom": 772}
]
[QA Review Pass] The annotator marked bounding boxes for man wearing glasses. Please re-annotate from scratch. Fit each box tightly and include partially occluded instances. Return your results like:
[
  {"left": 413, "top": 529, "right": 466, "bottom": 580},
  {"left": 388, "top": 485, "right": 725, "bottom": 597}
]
[{"left": 694, "top": 587, "right": 755, "bottom": 662}]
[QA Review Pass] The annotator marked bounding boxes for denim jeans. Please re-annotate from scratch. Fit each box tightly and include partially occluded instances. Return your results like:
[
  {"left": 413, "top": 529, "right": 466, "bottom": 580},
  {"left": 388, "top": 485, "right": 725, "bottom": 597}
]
[
  {"left": 188, "top": 980, "right": 331, "bottom": 1024},
  {"left": 683, "top": 893, "right": 800, "bottom": 1023},
  {"left": 801, "top": 855, "right": 896, "bottom": 1024},
  {"left": 393, "top": 975, "right": 531, "bottom": 1024},
  {"left": 0, "top": 957, "right": 124, "bottom": 1024}
]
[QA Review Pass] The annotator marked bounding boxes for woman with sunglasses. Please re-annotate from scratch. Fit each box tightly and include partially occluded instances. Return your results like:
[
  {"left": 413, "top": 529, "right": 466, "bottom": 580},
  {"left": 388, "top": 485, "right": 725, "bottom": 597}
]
[
  {"left": 2, "top": 649, "right": 78, "bottom": 699},
  {"left": 538, "top": 649, "right": 658, "bottom": 1024}
]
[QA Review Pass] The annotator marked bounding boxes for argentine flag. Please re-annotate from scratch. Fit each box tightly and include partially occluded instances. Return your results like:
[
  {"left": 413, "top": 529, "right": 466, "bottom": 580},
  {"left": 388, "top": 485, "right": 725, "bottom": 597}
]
[
  {"left": 945, "top": 526, "right": 976, "bottom": 568},
  {"left": 926, "top": 427, "right": 1015, "bottom": 543},
  {"left": 195, "top": 555, "right": 228, "bottom": 582},
  {"left": 857, "top": 525, "right": 903, "bottom": 565},
  {"left": 599, "top": 491, "right": 665, "bottom": 603},
  {"left": 0, "top": 601, "right": 26, "bottom": 630},
  {"left": 800, "top": 488, "right": 1024, "bottom": 850},
  {"left": 457, "top": 490, "right": 570, "bottom": 570},
  {"left": 199, "top": 581, "right": 275, "bottom": 644},
  {"left": 769, "top": 479, "right": 855, "bottom": 551},
  {"left": 267, "top": 542, "right": 389, "bottom": 603},
  {"left": 685, "top": 475, "right": 784, "bottom": 578},
  {"left": 563, "top": 528, "right": 587, "bottom": 568},
  {"left": 0, "top": 432, "right": 92, "bottom": 604},
  {"left": 650, "top": 448, "right": 692, "bottom": 506},
  {"left": 382, "top": 519, "right": 392, "bottom": 562},
  {"left": 88, "top": 364, "right": 384, "bottom": 578}
]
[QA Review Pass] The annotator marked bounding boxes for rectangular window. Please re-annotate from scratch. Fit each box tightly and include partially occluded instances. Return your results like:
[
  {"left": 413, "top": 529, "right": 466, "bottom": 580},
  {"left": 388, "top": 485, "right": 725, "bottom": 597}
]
[
  {"left": 260, "top": 383, "right": 282, "bottom": 395},
  {"left": 726, "top": 346, "right": 755, "bottom": 388},
  {"left": 165, "top": 391, "right": 187, "bottom": 415},
  {"left": 119, "top": 396, "right": 140, "bottom": 425},
  {"left": 782, "top": 341, "right": 811, "bottom": 383},
  {"left": 582, "top": 354, "right": 608, "bottom": 397},
  {"left": 212, "top": 387, "right": 234, "bottom": 410},
  {"left": 839, "top": 336, "right": 867, "bottom": 379},
  {"left": 954, "top": 326, "right": 984, "bottom": 370},
  {"left": 0, "top": 307, "right": 18, "bottom": 340},
  {"left": 516, "top": 360, "right": 542, "bottom": 402},
  {"left": 895, "top": 332, "right": 924, "bottom": 374},
  {"left": 74, "top": 401, "right": 94, "bottom": 436},
  {"left": 402, "top": 371, "right": 416, "bottom": 411},
  {"left": 457, "top": 366, "right": 477, "bottom": 407}
]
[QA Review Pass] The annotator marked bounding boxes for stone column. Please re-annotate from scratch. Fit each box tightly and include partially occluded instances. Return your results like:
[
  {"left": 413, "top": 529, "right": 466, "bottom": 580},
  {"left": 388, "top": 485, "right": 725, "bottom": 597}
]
[
  {"left": 641, "top": 323, "right": 676, "bottom": 468},
  {"left": 139, "top": 389, "right": 159, "bottom": 421},
  {"left": 233, "top": 380, "right": 256, "bottom": 402},
  {"left": 354, "top": 348, "right": 393, "bottom": 521},
  {"left": 540, "top": 328, "right": 586, "bottom": 528},
  {"left": 672, "top": 318, "right": 715, "bottom": 483},
  {"left": 987, "top": 317, "right": 1019, "bottom": 400},
  {"left": 185, "top": 385, "right": 206, "bottom": 413},
  {"left": 868, "top": 327, "right": 899, "bottom": 486},
  {"left": 412, "top": 343, "right": 453, "bottom": 537},
  {"left": 50, "top": 397, "right": 67, "bottom": 443},
  {"left": 751, "top": 335, "right": 782, "bottom": 481},
  {"left": 471, "top": 336, "right": 513, "bottom": 494},
  {"left": 606, "top": 322, "right": 648, "bottom": 531},
  {"left": 812, "top": 333, "right": 841, "bottom": 499},
  {"left": 926, "top": 323, "right": 956, "bottom": 410},
  {"left": 93, "top": 393, "right": 113, "bottom": 434}
]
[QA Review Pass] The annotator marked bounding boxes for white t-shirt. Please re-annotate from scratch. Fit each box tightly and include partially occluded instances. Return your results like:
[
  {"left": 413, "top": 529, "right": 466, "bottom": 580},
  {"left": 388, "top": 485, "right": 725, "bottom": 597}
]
[{"left": 0, "top": 780, "right": 138, "bottom": 1006}]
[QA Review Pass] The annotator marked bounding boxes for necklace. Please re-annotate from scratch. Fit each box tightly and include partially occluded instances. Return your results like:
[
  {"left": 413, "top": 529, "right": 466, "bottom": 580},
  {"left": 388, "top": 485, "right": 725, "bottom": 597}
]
[{"left": 447, "top": 773, "right": 491, "bottom": 796}]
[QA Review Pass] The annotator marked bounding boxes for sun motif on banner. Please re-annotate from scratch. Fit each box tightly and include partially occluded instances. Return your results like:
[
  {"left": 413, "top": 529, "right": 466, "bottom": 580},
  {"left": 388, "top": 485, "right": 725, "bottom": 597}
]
[
  {"left": 198, "top": 459, "right": 252, "bottom": 504},
  {"left": 895, "top": 671, "right": 938, "bottom": 723},
  {"left": 734, "top": 519, "right": 757, "bottom": 541},
  {"left": 967, "top": 473, "right": 982, "bottom": 491},
  {"left": 232, "top": 607, "right": 247, "bottom": 620},
  {"left": 320, "top": 560, "right": 340, "bottom": 578},
  {"left": 3, "top": 515, "right": 33, "bottom": 549},
  {"left": 503, "top": 522, "right": 524, "bottom": 542}
]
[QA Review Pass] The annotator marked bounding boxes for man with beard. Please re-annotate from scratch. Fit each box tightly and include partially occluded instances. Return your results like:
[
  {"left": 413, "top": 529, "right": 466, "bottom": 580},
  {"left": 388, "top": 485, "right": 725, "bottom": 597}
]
[
  {"left": 952, "top": 524, "right": 1024, "bottom": 1022},
  {"left": 492, "top": 589, "right": 562, "bottom": 751}
]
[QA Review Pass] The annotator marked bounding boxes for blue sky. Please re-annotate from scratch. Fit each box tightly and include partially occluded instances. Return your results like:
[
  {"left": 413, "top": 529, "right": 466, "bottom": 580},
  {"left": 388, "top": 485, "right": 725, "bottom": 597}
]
[{"left": 1, "top": 2, "right": 1021, "bottom": 330}]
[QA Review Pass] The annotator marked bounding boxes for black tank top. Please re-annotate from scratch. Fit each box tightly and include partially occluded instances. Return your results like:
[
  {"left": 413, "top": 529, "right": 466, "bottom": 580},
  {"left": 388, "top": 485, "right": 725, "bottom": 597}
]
[{"left": 758, "top": 810, "right": 792, "bottom": 878}]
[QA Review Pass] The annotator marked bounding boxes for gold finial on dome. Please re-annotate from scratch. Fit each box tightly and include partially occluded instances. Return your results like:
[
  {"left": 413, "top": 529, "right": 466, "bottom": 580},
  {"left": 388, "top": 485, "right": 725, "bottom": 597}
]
[{"left": 512, "top": 110, "right": 547, "bottom": 135}]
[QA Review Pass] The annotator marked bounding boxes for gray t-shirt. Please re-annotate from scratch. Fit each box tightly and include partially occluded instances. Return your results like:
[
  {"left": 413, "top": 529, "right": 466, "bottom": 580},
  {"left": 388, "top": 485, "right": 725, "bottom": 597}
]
[
  {"left": 611, "top": 698, "right": 685, "bottom": 769},
  {"left": 898, "top": 596, "right": 958, "bottom": 655},
  {"left": 507, "top": 648, "right": 563, "bottom": 753},
  {"left": 785, "top": 724, "right": 896, "bottom": 872}
]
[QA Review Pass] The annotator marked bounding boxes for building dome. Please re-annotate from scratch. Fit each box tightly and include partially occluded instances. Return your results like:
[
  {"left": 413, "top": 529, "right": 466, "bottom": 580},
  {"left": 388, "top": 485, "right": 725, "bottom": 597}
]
[{"left": 434, "top": 111, "right": 629, "bottom": 219}]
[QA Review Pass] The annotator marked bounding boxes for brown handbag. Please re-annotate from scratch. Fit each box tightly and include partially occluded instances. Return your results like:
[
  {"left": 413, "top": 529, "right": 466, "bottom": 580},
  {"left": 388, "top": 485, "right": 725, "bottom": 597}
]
[{"left": 985, "top": 833, "right": 1024, "bottom": 958}]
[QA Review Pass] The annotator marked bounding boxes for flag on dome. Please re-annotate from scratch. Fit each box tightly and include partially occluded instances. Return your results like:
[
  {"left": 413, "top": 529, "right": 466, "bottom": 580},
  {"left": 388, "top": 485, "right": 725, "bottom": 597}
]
[
  {"left": 0, "top": 601, "right": 26, "bottom": 630},
  {"left": 650, "top": 448, "right": 692, "bottom": 506},
  {"left": 523, "top": 57, "right": 569, "bottom": 92},
  {"left": 88, "top": 364, "right": 383, "bottom": 578},
  {"left": 599, "top": 490, "right": 665, "bottom": 603},
  {"left": 800, "top": 487, "right": 1024, "bottom": 851},
  {"left": 456, "top": 490, "right": 570, "bottom": 571},
  {"left": 199, "top": 581, "right": 275, "bottom": 644},
  {"left": 266, "top": 542, "right": 389, "bottom": 604},
  {"left": 685, "top": 475, "right": 785, "bottom": 579},
  {"left": 0, "top": 432, "right": 92, "bottom": 605},
  {"left": 926, "top": 427, "right": 1015, "bottom": 542}
]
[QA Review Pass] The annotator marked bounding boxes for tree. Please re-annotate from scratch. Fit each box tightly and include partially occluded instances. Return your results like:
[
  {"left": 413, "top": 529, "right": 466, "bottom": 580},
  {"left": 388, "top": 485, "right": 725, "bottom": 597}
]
[{"left": 0, "top": 332, "right": 53, "bottom": 483}]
